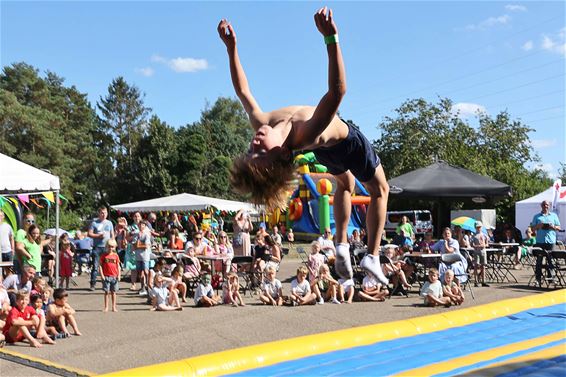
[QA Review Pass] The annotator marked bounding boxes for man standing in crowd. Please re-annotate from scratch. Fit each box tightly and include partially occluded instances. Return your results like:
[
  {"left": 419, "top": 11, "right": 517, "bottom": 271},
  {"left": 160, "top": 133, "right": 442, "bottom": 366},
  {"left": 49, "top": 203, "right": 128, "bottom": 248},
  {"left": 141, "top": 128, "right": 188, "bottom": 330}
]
[
  {"left": 531, "top": 200, "right": 561, "bottom": 285},
  {"left": 88, "top": 207, "right": 114, "bottom": 291},
  {"left": 14, "top": 212, "right": 35, "bottom": 274},
  {"left": 0, "top": 210, "right": 14, "bottom": 263}
]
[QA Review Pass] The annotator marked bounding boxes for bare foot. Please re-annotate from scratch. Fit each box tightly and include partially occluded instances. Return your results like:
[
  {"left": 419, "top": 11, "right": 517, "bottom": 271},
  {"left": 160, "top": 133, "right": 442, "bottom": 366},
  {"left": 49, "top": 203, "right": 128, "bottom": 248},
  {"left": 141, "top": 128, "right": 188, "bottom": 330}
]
[
  {"left": 30, "top": 340, "right": 42, "bottom": 348},
  {"left": 73, "top": 331, "right": 82, "bottom": 336},
  {"left": 241, "top": 303, "right": 246, "bottom": 307},
  {"left": 112, "top": 307, "right": 118, "bottom": 312},
  {"left": 176, "top": 306, "right": 183, "bottom": 311},
  {"left": 103, "top": 308, "right": 108, "bottom": 312},
  {"left": 181, "top": 298, "right": 187, "bottom": 303},
  {"left": 149, "top": 307, "right": 156, "bottom": 311},
  {"left": 43, "top": 337, "right": 56, "bottom": 345}
]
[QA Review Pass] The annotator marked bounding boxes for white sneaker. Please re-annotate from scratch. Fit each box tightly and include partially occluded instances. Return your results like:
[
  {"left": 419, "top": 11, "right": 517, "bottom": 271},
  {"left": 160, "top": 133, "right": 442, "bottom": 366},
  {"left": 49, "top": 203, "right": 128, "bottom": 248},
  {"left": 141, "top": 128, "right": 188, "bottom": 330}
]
[
  {"left": 331, "top": 298, "right": 341, "bottom": 304},
  {"left": 360, "top": 254, "right": 389, "bottom": 285},
  {"left": 318, "top": 298, "right": 324, "bottom": 305},
  {"left": 335, "top": 243, "right": 353, "bottom": 279},
  {"left": 138, "top": 290, "right": 148, "bottom": 296}
]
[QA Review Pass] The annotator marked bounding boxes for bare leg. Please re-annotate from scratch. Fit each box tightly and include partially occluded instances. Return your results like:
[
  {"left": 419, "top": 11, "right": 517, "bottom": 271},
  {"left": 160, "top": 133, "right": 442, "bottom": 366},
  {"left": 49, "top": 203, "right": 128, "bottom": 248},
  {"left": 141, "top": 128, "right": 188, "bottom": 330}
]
[
  {"left": 364, "top": 165, "right": 389, "bottom": 255},
  {"left": 111, "top": 292, "right": 118, "bottom": 312},
  {"left": 9, "top": 325, "right": 41, "bottom": 348},
  {"left": 65, "top": 314, "right": 81, "bottom": 336},
  {"left": 103, "top": 293, "right": 109, "bottom": 312},
  {"left": 333, "top": 172, "right": 356, "bottom": 279}
]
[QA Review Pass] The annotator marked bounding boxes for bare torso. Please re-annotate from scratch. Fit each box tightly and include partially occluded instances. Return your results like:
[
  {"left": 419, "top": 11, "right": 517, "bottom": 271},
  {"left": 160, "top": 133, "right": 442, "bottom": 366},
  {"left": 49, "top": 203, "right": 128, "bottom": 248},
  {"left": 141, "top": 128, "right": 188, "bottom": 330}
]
[{"left": 260, "top": 105, "right": 349, "bottom": 151}]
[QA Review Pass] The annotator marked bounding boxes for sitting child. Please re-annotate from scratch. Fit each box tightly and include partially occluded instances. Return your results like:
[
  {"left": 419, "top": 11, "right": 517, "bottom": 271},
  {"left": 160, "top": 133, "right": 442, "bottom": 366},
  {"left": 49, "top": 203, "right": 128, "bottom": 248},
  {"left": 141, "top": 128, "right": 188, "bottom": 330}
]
[
  {"left": 358, "top": 273, "right": 388, "bottom": 302},
  {"left": 222, "top": 272, "right": 245, "bottom": 307},
  {"left": 420, "top": 268, "right": 451, "bottom": 307},
  {"left": 3, "top": 290, "right": 54, "bottom": 347},
  {"left": 182, "top": 246, "right": 202, "bottom": 279},
  {"left": 170, "top": 265, "right": 187, "bottom": 303},
  {"left": 307, "top": 241, "right": 325, "bottom": 284},
  {"left": 151, "top": 275, "right": 182, "bottom": 311},
  {"left": 259, "top": 266, "right": 283, "bottom": 306},
  {"left": 290, "top": 266, "right": 317, "bottom": 306},
  {"left": 30, "top": 293, "right": 61, "bottom": 339},
  {"left": 312, "top": 264, "right": 342, "bottom": 304},
  {"left": 194, "top": 274, "right": 221, "bottom": 307},
  {"left": 442, "top": 270, "right": 465, "bottom": 305},
  {"left": 46, "top": 288, "right": 82, "bottom": 336},
  {"left": 338, "top": 278, "right": 355, "bottom": 304},
  {"left": 381, "top": 245, "right": 412, "bottom": 290}
]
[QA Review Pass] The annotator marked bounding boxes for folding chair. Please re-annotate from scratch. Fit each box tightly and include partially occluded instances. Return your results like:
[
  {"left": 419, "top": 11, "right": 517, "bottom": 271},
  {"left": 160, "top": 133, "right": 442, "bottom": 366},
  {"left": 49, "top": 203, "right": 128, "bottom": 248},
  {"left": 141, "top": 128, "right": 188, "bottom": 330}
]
[
  {"left": 441, "top": 252, "right": 475, "bottom": 300},
  {"left": 296, "top": 247, "right": 309, "bottom": 266},
  {"left": 528, "top": 247, "right": 557, "bottom": 288},
  {"left": 231, "top": 256, "right": 260, "bottom": 297},
  {"left": 551, "top": 250, "right": 566, "bottom": 288},
  {"left": 179, "top": 255, "right": 201, "bottom": 295}
]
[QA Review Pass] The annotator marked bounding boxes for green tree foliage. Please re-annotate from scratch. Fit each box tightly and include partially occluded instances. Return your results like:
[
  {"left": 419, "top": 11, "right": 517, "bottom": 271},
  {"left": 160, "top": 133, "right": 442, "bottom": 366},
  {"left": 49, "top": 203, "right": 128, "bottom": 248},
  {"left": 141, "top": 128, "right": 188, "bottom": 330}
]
[
  {"left": 374, "top": 97, "right": 551, "bottom": 223},
  {"left": 0, "top": 63, "right": 100, "bottom": 222},
  {"left": 97, "top": 77, "right": 151, "bottom": 203},
  {"left": 175, "top": 97, "right": 251, "bottom": 199},
  {"left": 132, "top": 115, "right": 177, "bottom": 199}
]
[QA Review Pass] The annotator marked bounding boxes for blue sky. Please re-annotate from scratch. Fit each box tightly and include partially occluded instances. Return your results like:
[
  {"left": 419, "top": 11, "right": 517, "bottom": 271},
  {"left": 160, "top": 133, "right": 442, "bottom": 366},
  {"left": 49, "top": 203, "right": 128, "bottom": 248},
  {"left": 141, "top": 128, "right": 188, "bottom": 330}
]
[{"left": 2, "top": 1, "right": 565, "bottom": 178}]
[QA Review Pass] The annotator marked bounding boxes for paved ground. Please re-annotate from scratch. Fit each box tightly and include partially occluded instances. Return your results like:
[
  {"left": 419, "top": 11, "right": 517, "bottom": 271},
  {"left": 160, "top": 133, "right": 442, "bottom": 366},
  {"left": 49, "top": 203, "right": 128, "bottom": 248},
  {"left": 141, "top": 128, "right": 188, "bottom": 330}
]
[{"left": 0, "top": 255, "right": 552, "bottom": 376}]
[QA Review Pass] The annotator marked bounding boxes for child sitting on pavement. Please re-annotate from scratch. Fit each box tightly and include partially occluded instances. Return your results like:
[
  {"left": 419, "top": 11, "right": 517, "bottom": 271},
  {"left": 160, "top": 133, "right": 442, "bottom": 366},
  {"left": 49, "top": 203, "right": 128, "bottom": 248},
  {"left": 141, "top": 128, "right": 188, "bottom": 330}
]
[
  {"left": 222, "top": 272, "right": 245, "bottom": 307},
  {"left": 420, "top": 268, "right": 451, "bottom": 307},
  {"left": 151, "top": 274, "right": 182, "bottom": 311},
  {"left": 46, "top": 288, "right": 82, "bottom": 336},
  {"left": 194, "top": 274, "right": 221, "bottom": 307},
  {"left": 358, "top": 273, "right": 388, "bottom": 302},
  {"left": 442, "top": 270, "right": 465, "bottom": 305},
  {"left": 30, "top": 293, "right": 62, "bottom": 339},
  {"left": 259, "top": 266, "right": 283, "bottom": 306},
  {"left": 338, "top": 278, "right": 355, "bottom": 304},
  {"left": 3, "top": 290, "right": 54, "bottom": 347},
  {"left": 170, "top": 265, "right": 188, "bottom": 303},
  {"left": 99, "top": 239, "right": 121, "bottom": 312},
  {"left": 290, "top": 266, "right": 317, "bottom": 306},
  {"left": 312, "top": 264, "right": 342, "bottom": 304}
]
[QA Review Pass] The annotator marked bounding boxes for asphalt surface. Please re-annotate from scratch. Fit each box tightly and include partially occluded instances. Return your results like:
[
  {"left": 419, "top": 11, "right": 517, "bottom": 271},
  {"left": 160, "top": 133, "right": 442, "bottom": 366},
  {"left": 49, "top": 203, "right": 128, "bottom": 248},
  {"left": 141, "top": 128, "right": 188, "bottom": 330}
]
[{"left": 0, "top": 255, "right": 550, "bottom": 376}]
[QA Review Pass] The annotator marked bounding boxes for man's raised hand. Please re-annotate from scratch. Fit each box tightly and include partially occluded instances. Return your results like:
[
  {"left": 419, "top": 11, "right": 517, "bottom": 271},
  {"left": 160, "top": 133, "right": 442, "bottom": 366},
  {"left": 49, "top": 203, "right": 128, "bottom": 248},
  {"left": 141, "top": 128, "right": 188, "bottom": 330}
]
[
  {"left": 217, "top": 19, "right": 236, "bottom": 49},
  {"left": 314, "top": 6, "right": 338, "bottom": 36}
]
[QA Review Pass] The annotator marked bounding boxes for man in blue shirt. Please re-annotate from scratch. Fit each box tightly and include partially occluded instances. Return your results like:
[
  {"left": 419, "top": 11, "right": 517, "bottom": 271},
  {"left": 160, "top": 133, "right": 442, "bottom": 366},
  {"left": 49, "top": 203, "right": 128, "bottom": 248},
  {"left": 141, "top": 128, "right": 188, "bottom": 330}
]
[
  {"left": 88, "top": 207, "right": 114, "bottom": 290},
  {"left": 531, "top": 200, "right": 561, "bottom": 285}
]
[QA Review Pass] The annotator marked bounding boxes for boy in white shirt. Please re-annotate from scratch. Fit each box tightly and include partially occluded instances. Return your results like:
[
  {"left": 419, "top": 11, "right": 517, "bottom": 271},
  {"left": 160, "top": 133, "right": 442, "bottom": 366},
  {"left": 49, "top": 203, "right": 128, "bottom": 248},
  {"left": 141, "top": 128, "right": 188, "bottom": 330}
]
[
  {"left": 290, "top": 266, "right": 317, "bottom": 306},
  {"left": 420, "top": 268, "right": 451, "bottom": 307},
  {"left": 260, "top": 266, "right": 283, "bottom": 306}
]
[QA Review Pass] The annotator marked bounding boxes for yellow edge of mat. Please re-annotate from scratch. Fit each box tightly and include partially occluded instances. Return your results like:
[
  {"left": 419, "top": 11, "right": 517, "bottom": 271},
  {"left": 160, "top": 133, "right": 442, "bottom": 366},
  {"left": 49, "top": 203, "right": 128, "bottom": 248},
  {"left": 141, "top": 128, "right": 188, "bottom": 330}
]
[
  {"left": 101, "top": 289, "right": 566, "bottom": 377},
  {"left": 394, "top": 330, "right": 566, "bottom": 376},
  {"left": 0, "top": 347, "right": 95, "bottom": 376},
  {"left": 461, "top": 343, "right": 566, "bottom": 377}
]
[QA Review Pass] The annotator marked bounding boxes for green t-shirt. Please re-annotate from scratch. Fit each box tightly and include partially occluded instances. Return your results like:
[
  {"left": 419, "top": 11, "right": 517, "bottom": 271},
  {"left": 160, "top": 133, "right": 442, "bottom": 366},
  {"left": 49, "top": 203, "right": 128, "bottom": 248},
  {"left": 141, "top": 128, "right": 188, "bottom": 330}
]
[
  {"left": 396, "top": 223, "right": 414, "bottom": 237},
  {"left": 22, "top": 238, "right": 41, "bottom": 271},
  {"left": 15, "top": 229, "right": 27, "bottom": 243}
]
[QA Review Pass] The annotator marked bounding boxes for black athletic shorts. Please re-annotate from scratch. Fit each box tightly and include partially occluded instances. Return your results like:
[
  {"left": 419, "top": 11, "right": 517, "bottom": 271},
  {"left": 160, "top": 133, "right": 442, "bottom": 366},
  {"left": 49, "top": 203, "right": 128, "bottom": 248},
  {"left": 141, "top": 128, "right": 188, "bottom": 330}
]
[{"left": 311, "top": 121, "right": 380, "bottom": 182}]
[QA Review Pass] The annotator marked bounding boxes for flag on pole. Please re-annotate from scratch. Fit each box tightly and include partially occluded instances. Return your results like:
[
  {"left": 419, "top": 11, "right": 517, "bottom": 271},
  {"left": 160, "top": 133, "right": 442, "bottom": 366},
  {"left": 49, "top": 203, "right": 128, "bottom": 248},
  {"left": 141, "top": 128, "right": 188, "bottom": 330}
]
[
  {"left": 31, "top": 198, "right": 45, "bottom": 208},
  {"left": 551, "top": 179, "right": 562, "bottom": 215},
  {"left": 42, "top": 192, "right": 55, "bottom": 203}
]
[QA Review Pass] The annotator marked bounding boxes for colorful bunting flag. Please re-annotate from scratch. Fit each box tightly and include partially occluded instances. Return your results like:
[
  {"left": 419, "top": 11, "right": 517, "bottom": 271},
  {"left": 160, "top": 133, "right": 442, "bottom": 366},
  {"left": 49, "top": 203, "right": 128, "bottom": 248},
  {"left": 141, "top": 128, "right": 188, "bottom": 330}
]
[
  {"left": 31, "top": 199, "right": 45, "bottom": 208},
  {"left": 17, "top": 194, "right": 29, "bottom": 204},
  {"left": 42, "top": 192, "right": 55, "bottom": 203},
  {"left": 0, "top": 195, "right": 5, "bottom": 207},
  {"left": 58, "top": 193, "right": 69, "bottom": 202}
]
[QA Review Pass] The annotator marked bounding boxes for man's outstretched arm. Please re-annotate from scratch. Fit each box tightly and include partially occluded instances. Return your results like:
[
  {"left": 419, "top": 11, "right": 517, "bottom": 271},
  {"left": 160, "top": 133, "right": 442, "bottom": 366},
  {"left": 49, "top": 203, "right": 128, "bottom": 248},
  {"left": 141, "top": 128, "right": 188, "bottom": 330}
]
[
  {"left": 304, "top": 7, "right": 347, "bottom": 142},
  {"left": 218, "top": 19, "right": 267, "bottom": 129}
]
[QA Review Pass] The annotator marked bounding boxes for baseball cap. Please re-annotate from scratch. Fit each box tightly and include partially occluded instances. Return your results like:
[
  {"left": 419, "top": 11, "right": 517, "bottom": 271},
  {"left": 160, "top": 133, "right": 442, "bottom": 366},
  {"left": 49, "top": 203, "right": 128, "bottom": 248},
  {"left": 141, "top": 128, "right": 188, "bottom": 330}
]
[{"left": 475, "top": 221, "right": 483, "bottom": 228}]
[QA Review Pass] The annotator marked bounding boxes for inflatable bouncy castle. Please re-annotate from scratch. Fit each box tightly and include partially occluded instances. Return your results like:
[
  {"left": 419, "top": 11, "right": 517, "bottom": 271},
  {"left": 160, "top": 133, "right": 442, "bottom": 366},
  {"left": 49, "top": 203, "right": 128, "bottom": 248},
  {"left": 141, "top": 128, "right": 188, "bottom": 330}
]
[{"left": 280, "top": 152, "right": 370, "bottom": 238}]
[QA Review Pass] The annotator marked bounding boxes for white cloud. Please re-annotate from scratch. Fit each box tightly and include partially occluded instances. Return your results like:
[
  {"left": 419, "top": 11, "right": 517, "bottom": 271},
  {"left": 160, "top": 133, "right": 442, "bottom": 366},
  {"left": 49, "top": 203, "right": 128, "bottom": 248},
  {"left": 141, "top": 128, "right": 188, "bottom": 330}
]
[
  {"left": 465, "top": 14, "right": 511, "bottom": 31},
  {"left": 135, "top": 67, "right": 154, "bottom": 77},
  {"left": 540, "top": 29, "right": 566, "bottom": 56},
  {"left": 505, "top": 4, "right": 527, "bottom": 12},
  {"left": 531, "top": 139, "right": 557, "bottom": 149},
  {"left": 522, "top": 40, "right": 533, "bottom": 51},
  {"left": 535, "top": 163, "right": 557, "bottom": 179},
  {"left": 151, "top": 54, "right": 208, "bottom": 73},
  {"left": 451, "top": 102, "right": 487, "bottom": 118}
]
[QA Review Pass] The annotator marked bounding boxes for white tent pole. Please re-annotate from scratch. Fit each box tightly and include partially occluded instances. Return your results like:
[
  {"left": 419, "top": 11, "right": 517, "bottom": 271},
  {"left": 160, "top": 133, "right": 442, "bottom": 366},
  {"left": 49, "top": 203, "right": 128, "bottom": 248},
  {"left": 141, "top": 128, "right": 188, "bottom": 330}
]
[{"left": 55, "top": 190, "right": 60, "bottom": 288}]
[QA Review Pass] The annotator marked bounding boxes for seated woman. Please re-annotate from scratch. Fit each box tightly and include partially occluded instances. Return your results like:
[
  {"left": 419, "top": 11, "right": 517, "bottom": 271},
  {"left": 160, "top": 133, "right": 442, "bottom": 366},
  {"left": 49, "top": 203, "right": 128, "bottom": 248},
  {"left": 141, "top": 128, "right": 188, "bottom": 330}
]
[
  {"left": 181, "top": 245, "right": 202, "bottom": 280},
  {"left": 432, "top": 227, "right": 468, "bottom": 283},
  {"left": 349, "top": 229, "right": 365, "bottom": 252},
  {"left": 215, "top": 231, "right": 234, "bottom": 274},
  {"left": 381, "top": 245, "right": 412, "bottom": 290},
  {"left": 253, "top": 235, "right": 281, "bottom": 273},
  {"left": 416, "top": 232, "right": 435, "bottom": 253}
]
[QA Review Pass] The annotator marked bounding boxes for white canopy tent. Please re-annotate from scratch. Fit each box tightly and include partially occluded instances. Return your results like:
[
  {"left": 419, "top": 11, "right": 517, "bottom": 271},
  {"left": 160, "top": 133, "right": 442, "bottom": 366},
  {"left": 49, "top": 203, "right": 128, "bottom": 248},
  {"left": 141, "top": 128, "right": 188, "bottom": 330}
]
[
  {"left": 515, "top": 185, "right": 566, "bottom": 242},
  {"left": 112, "top": 193, "right": 261, "bottom": 214},
  {"left": 0, "top": 153, "right": 62, "bottom": 285}
]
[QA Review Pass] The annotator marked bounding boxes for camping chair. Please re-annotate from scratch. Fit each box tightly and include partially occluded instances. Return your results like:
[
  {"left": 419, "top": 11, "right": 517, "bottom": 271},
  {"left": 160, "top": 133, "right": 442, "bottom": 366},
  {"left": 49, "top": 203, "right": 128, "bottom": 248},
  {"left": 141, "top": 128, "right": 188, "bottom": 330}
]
[
  {"left": 551, "top": 250, "right": 566, "bottom": 288},
  {"left": 297, "top": 247, "right": 310, "bottom": 268},
  {"left": 231, "top": 256, "right": 260, "bottom": 297},
  {"left": 379, "top": 255, "right": 408, "bottom": 298},
  {"left": 179, "top": 255, "right": 201, "bottom": 295},
  {"left": 528, "top": 247, "right": 558, "bottom": 288},
  {"left": 441, "top": 252, "right": 475, "bottom": 300}
]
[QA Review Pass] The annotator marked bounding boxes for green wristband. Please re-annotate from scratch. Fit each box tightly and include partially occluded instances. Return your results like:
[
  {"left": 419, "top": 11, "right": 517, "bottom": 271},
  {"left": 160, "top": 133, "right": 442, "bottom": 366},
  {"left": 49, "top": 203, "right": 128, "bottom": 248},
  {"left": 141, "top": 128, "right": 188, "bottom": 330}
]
[{"left": 324, "top": 34, "right": 339, "bottom": 45}]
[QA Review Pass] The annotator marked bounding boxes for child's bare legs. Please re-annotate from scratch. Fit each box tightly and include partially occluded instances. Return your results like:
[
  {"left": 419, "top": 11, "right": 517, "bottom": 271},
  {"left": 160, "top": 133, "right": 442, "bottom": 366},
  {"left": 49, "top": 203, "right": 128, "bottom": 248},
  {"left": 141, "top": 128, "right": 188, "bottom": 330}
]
[
  {"left": 233, "top": 290, "right": 245, "bottom": 306},
  {"left": 167, "top": 289, "right": 183, "bottom": 310},
  {"left": 345, "top": 287, "right": 354, "bottom": 303},
  {"left": 298, "top": 292, "right": 317, "bottom": 305},
  {"left": 176, "top": 283, "right": 187, "bottom": 302},
  {"left": 426, "top": 294, "right": 451, "bottom": 307},
  {"left": 397, "top": 270, "right": 411, "bottom": 289},
  {"left": 130, "top": 270, "right": 138, "bottom": 290},
  {"left": 451, "top": 286, "right": 464, "bottom": 305},
  {"left": 64, "top": 313, "right": 81, "bottom": 336},
  {"left": 358, "top": 290, "right": 383, "bottom": 302},
  {"left": 103, "top": 292, "right": 110, "bottom": 312},
  {"left": 311, "top": 284, "right": 324, "bottom": 304},
  {"left": 198, "top": 296, "right": 217, "bottom": 307},
  {"left": 8, "top": 324, "right": 41, "bottom": 348},
  {"left": 111, "top": 292, "right": 118, "bottom": 312},
  {"left": 325, "top": 285, "right": 340, "bottom": 304},
  {"left": 34, "top": 316, "right": 55, "bottom": 345}
]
